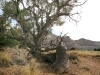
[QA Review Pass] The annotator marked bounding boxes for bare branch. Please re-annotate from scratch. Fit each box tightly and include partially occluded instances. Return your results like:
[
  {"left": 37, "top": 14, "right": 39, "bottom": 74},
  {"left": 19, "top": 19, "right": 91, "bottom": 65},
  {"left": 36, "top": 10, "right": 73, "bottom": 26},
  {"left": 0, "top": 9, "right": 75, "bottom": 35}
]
[
  {"left": 58, "top": 13, "right": 70, "bottom": 16},
  {"left": 32, "top": 11, "right": 40, "bottom": 32},
  {"left": 73, "top": 0, "right": 88, "bottom": 7},
  {"left": 69, "top": 15, "right": 79, "bottom": 22},
  {"left": 20, "top": 1, "right": 26, "bottom": 9}
]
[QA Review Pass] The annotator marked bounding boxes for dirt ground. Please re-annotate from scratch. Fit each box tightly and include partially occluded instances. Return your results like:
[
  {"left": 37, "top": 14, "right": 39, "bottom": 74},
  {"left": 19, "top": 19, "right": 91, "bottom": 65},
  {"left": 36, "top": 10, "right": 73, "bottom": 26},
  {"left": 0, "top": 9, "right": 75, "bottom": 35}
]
[
  {"left": 0, "top": 48, "right": 100, "bottom": 75},
  {"left": 37, "top": 56, "right": 100, "bottom": 75}
]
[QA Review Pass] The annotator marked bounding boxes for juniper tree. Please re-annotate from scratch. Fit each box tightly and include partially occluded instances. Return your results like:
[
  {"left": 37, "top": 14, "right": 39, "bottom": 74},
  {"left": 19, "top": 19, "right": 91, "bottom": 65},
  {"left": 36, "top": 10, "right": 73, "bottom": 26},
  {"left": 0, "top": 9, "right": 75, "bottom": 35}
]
[{"left": 0, "top": 0, "right": 86, "bottom": 73}]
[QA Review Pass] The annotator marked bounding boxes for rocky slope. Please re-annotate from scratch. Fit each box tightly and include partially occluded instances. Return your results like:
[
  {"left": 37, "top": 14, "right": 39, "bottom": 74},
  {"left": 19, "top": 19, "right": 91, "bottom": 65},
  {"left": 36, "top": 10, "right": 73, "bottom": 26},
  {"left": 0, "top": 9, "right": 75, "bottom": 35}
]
[{"left": 46, "top": 34, "right": 100, "bottom": 50}]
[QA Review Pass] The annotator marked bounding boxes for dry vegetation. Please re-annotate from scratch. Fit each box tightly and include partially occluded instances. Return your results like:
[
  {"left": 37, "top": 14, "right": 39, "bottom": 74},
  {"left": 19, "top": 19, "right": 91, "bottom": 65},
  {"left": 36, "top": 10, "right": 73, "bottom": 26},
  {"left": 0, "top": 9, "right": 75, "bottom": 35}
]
[
  {"left": 0, "top": 51, "right": 12, "bottom": 67},
  {"left": 0, "top": 48, "right": 100, "bottom": 75},
  {"left": 68, "top": 50, "right": 100, "bottom": 57},
  {"left": 22, "top": 59, "right": 40, "bottom": 75}
]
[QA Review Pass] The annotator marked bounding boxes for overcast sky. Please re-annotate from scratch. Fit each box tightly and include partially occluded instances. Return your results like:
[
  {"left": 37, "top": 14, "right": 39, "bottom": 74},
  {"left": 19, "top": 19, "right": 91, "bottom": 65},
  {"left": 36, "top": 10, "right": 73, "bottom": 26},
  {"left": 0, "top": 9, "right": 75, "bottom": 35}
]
[{"left": 52, "top": 0, "right": 100, "bottom": 41}]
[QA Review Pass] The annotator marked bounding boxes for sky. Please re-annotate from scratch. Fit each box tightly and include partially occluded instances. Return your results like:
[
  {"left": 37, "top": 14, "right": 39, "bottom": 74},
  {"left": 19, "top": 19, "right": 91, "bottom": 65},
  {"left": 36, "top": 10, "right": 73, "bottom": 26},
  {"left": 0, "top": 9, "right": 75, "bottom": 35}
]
[{"left": 52, "top": 0, "right": 100, "bottom": 41}]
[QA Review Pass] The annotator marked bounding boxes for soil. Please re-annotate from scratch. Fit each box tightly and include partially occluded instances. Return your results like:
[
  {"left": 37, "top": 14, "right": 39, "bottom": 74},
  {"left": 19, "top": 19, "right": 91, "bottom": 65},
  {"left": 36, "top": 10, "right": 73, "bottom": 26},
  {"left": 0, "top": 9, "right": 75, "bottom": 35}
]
[{"left": 0, "top": 48, "right": 100, "bottom": 75}]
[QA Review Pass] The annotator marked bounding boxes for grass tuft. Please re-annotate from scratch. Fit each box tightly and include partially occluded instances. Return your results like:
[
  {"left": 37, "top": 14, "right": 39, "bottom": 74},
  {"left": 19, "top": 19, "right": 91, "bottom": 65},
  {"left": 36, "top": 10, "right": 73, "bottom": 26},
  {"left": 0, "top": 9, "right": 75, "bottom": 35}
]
[
  {"left": 22, "top": 65, "right": 31, "bottom": 75},
  {"left": 22, "top": 59, "right": 40, "bottom": 75},
  {"left": 69, "top": 54, "right": 80, "bottom": 66},
  {"left": 0, "top": 52, "right": 12, "bottom": 67}
]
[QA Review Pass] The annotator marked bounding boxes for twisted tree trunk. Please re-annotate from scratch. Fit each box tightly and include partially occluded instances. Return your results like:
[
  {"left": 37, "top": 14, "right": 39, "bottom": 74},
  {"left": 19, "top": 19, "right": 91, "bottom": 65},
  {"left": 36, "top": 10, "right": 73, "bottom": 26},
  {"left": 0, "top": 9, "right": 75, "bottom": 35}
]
[{"left": 50, "top": 45, "right": 70, "bottom": 74}]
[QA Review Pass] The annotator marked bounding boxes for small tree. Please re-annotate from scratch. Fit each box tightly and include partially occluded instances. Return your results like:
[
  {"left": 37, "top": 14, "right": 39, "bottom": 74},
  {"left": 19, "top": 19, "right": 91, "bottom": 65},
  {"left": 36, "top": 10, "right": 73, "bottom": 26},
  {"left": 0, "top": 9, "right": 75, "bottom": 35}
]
[{"left": 0, "top": 20, "right": 19, "bottom": 48}]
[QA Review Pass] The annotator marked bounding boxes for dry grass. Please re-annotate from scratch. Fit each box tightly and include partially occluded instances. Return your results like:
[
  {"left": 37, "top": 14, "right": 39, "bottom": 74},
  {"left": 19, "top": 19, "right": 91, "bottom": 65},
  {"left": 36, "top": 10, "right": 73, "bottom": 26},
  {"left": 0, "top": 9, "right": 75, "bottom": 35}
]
[
  {"left": 68, "top": 50, "right": 100, "bottom": 57},
  {"left": 0, "top": 52, "right": 12, "bottom": 67},
  {"left": 22, "top": 65, "right": 31, "bottom": 75},
  {"left": 0, "top": 48, "right": 100, "bottom": 75},
  {"left": 43, "top": 50, "right": 100, "bottom": 57},
  {"left": 69, "top": 54, "right": 80, "bottom": 66},
  {"left": 22, "top": 59, "right": 40, "bottom": 75}
]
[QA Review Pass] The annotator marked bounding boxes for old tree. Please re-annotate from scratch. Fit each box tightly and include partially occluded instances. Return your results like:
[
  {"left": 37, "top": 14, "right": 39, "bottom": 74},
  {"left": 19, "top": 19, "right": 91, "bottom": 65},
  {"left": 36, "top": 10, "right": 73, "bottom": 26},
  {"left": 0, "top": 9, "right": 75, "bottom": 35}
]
[{"left": 0, "top": 0, "right": 86, "bottom": 74}]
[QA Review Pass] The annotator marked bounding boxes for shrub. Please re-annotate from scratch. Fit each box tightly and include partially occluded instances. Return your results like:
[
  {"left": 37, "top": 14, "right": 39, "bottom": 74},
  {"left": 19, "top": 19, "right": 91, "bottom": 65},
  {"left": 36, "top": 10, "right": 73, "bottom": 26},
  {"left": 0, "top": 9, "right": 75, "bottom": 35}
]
[
  {"left": 70, "top": 47, "right": 75, "bottom": 50},
  {"left": 0, "top": 35, "right": 19, "bottom": 48},
  {"left": 69, "top": 54, "right": 78, "bottom": 61},
  {"left": 94, "top": 48, "right": 97, "bottom": 51},
  {"left": 69, "top": 54, "right": 80, "bottom": 65},
  {"left": 94, "top": 48, "right": 100, "bottom": 51},
  {"left": 98, "top": 48, "right": 100, "bottom": 51}
]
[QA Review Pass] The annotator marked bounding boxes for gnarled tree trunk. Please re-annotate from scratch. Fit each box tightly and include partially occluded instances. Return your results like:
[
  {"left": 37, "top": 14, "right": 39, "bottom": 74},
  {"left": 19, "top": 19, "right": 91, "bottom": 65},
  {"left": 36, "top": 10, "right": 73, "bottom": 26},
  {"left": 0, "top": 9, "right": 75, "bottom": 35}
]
[{"left": 50, "top": 45, "right": 70, "bottom": 74}]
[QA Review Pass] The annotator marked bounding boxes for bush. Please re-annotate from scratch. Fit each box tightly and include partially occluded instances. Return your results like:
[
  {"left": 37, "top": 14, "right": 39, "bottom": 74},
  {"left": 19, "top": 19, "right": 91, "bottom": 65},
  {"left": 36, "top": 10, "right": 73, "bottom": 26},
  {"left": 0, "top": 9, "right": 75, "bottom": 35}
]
[
  {"left": 94, "top": 48, "right": 100, "bottom": 51},
  {"left": 70, "top": 47, "right": 75, "bottom": 50},
  {"left": 69, "top": 54, "right": 80, "bottom": 65},
  {"left": 0, "top": 35, "right": 19, "bottom": 48},
  {"left": 69, "top": 55, "right": 78, "bottom": 60},
  {"left": 98, "top": 48, "right": 100, "bottom": 51}
]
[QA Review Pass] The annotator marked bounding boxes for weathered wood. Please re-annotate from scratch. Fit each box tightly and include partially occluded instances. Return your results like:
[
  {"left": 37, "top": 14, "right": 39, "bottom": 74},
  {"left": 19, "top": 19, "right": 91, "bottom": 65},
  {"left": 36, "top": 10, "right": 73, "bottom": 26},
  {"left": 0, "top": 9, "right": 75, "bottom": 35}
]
[{"left": 50, "top": 45, "right": 70, "bottom": 74}]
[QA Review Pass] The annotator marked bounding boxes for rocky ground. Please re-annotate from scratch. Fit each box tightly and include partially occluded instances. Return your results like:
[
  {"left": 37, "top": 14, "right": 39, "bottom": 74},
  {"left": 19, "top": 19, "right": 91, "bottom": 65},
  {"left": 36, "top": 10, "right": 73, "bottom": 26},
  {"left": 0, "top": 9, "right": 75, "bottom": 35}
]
[{"left": 0, "top": 48, "right": 100, "bottom": 75}]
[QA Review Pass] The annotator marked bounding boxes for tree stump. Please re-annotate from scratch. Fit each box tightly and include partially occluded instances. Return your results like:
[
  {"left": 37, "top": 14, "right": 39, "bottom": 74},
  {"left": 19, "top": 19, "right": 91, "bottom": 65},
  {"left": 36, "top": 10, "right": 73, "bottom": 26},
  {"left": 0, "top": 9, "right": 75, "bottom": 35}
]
[{"left": 50, "top": 45, "right": 70, "bottom": 74}]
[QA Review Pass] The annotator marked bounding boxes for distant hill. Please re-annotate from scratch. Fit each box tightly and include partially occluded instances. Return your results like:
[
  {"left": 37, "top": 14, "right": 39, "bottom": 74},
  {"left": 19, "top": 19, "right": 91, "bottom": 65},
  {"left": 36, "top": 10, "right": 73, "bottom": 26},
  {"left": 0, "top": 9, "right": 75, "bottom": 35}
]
[
  {"left": 45, "top": 34, "right": 100, "bottom": 50},
  {"left": 75, "top": 38, "right": 95, "bottom": 46},
  {"left": 74, "top": 38, "right": 100, "bottom": 50}
]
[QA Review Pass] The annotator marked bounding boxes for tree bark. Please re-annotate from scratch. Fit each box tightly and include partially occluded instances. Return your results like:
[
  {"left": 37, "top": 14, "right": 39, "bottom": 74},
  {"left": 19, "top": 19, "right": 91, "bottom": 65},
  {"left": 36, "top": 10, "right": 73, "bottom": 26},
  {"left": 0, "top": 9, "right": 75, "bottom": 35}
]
[{"left": 50, "top": 45, "right": 70, "bottom": 74}]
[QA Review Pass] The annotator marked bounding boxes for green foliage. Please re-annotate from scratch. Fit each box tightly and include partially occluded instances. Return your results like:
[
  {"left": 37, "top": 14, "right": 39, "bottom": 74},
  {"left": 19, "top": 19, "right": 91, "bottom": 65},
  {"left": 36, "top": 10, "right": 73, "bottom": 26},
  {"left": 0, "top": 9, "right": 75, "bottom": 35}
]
[
  {"left": 0, "top": 34, "right": 19, "bottom": 48},
  {"left": 70, "top": 47, "right": 75, "bottom": 50},
  {"left": 3, "top": 1, "right": 18, "bottom": 18},
  {"left": 94, "top": 48, "right": 100, "bottom": 51},
  {"left": 0, "top": 0, "right": 84, "bottom": 51},
  {"left": 94, "top": 48, "right": 97, "bottom": 51}
]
